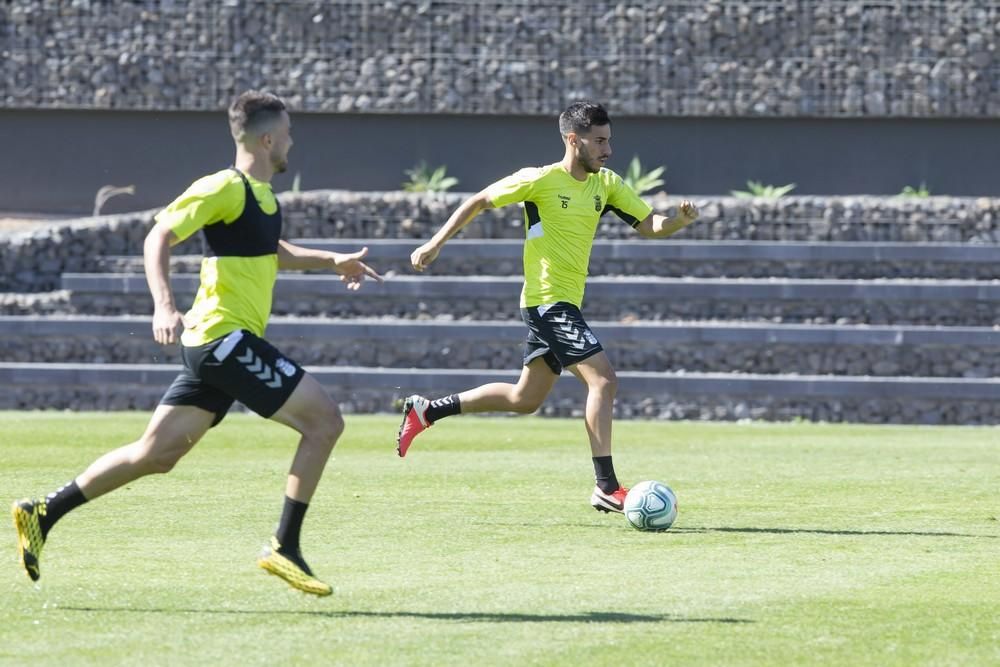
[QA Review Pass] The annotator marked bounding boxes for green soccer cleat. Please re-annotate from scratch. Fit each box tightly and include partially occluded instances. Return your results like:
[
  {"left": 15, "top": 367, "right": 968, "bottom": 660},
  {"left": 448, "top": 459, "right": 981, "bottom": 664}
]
[
  {"left": 11, "top": 499, "right": 47, "bottom": 582},
  {"left": 257, "top": 537, "right": 332, "bottom": 597}
]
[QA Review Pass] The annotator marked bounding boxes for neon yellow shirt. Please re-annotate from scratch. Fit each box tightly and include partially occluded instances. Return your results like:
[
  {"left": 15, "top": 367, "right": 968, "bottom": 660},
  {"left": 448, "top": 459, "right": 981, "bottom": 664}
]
[
  {"left": 484, "top": 163, "right": 653, "bottom": 308},
  {"left": 153, "top": 169, "right": 280, "bottom": 346}
]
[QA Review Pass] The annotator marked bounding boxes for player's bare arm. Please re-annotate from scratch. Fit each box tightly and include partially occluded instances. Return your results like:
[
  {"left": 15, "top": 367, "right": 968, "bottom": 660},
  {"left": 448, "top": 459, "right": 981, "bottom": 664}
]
[
  {"left": 635, "top": 200, "right": 699, "bottom": 239},
  {"left": 277, "top": 240, "right": 383, "bottom": 290},
  {"left": 143, "top": 222, "right": 185, "bottom": 345},
  {"left": 411, "top": 190, "right": 495, "bottom": 271}
]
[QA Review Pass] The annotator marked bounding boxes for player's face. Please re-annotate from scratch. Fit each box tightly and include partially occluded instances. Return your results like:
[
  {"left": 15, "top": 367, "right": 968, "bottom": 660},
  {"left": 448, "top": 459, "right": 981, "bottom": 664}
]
[
  {"left": 574, "top": 124, "right": 612, "bottom": 174},
  {"left": 267, "top": 111, "right": 293, "bottom": 174}
]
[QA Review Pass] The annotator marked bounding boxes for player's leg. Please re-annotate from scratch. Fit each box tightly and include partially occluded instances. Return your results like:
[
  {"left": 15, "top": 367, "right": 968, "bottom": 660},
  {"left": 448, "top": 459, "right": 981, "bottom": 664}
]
[
  {"left": 396, "top": 357, "right": 559, "bottom": 457},
  {"left": 397, "top": 305, "right": 564, "bottom": 457},
  {"left": 520, "top": 302, "right": 627, "bottom": 513},
  {"left": 76, "top": 404, "right": 217, "bottom": 498},
  {"left": 11, "top": 403, "right": 215, "bottom": 582},
  {"left": 457, "top": 357, "right": 560, "bottom": 414},
  {"left": 565, "top": 351, "right": 628, "bottom": 512},
  {"left": 257, "top": 372, "right": 342, "bottom": 596},
  {"left": 566, "top": 351, "right": 617, "bottom": 459},
  {"left": 200, "top": 331, "right": 338, "bottom": 596}
]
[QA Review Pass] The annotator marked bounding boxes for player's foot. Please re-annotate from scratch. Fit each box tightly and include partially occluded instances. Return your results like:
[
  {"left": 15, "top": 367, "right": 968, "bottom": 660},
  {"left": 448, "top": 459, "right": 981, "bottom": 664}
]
[
  {"left": 590, "top": 485, "right": 629, "bottom": 514},
  {"left": 396, "top": 394, "right": 431, "bottom": 457},
  {"left": 257, "top": 537, "right": 332, "bottom": 597},
  {"left": 11, "top": 498, "right": 47, "bottom": 581}
]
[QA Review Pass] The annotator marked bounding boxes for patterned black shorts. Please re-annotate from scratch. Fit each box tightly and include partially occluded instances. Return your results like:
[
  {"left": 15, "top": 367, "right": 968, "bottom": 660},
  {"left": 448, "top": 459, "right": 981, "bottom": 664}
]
[
  {"left": 160, "top": 329, "right": 305, "bottom": 426},
  {"left": 520, "top": 302, "right": 604, "bottom": 375}
]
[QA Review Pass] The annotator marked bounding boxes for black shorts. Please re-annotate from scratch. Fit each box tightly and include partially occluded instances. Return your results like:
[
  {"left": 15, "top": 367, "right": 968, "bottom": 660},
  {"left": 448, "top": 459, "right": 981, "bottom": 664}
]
[
  {"left": 520, "top": 302, "right": 604, "bottom": 375},
  {"left": 160, "top": 329, "right": 305, "bottom": 426}
]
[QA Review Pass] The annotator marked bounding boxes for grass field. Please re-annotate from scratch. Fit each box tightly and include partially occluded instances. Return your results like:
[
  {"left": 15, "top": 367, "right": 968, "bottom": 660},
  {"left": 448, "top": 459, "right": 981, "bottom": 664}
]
[{"left": 1, "top": 412, "right": 997, "bottom": 666}]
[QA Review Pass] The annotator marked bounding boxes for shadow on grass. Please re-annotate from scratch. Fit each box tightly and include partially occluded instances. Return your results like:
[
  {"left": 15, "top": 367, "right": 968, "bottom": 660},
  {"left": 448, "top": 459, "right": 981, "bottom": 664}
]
[
  {"left": 59, "top": 606, "right": 751, "bottom": 624},
  {"left": 673, "top": 526, "right": 996, "bottom": 538}
]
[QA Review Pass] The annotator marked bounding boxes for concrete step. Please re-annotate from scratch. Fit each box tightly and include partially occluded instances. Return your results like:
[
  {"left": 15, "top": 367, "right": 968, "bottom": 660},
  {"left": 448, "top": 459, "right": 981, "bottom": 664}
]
[
  {"left": 2, "top": 362, "right": 998, "bottom": 424},
  {"left": 1, "top": 315, "right": 997, "bottom": 378},
  {"left": 94, "top": 238, "right": 1000, "bottom": 280},
  {"left": 60, "top": 273, "right": 1000, "bottom": 326}
]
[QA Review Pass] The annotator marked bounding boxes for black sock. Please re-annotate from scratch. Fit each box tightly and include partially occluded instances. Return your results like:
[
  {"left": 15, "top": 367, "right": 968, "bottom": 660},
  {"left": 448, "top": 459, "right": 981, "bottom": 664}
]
[
  {"left": 592, "top": 456, "right": 620, "bottom": 494},
  {"left": 40, "top": 480, "right": 88, "bottom": 538},
  {"left": 425, "top": 394, "right": 461, "bottom": 424},
  {"left": 274, "top": 496, "right": 308, "bottom": 555}
]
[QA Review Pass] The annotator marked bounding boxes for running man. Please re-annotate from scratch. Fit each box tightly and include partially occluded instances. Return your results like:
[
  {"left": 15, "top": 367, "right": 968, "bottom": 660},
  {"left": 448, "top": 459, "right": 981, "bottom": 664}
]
[
  {"left": 396, "top": 101, "right": 698, "bottom": 513},
  {"left": 12, "top": 90, "right": 381, "bottom": 595}
]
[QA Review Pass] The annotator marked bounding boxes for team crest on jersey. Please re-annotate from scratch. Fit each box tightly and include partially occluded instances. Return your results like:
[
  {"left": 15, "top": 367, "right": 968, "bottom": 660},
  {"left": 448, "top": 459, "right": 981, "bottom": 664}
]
[{"left": 593, "top": 195, "right": 602, "bottom": 211}]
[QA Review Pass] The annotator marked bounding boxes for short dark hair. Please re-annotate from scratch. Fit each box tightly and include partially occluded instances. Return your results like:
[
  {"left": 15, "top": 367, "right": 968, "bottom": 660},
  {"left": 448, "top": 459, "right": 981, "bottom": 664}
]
[
  {"left": 558, "top": 101, "right": 611, "bottom": 137},
  {"left": 228, "top": 90, "right": 287, "bottom": 141}
]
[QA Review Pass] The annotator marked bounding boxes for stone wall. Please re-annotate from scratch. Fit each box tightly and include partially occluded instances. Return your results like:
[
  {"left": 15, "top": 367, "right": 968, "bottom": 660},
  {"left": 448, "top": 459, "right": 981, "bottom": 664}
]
[
  {"left": 3, "top": 383, "right": 999, "bottom": 426},
  {"left": 4, "top": 1, "right": 999, "bottom": 117},
  {"left": 52, "top": 289, "right": 1000, "bottom": 328},
  {"left": 3, "top": 334, "right": 996, "bottom": 379},
  {"left": 2, "top": 192, "right": 997, "bottom": 292}
]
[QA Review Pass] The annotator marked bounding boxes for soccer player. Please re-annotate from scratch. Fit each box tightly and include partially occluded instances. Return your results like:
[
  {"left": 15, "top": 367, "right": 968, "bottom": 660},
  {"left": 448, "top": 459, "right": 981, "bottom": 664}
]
[
  {"left": 396, "top": 101, "right": 698, "bottom": 513},
  {"left": 11, "top": 90, "right": 381, "bottom": 596}
]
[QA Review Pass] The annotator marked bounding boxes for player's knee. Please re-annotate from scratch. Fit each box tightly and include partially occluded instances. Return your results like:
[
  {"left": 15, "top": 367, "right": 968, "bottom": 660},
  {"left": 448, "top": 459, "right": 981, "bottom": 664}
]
[
  {"left": 134, "top": 441, "right": 185, "bottom": 474},
  {"left": 591, "top": 372, "right": 618, "bottom": 398},
  {"left": 511, "top": 391, "right": 545, "bottom": 414},
  {"left": 310, "top": 408, "right": 344, "bottom": 449}
]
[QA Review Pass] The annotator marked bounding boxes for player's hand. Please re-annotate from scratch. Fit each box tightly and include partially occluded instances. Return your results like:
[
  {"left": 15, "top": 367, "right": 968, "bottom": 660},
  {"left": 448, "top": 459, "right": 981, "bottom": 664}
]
[
  {"left": 152, "top": 306, "right": 184, "bottom": 345},
  {"left": 333, "top": 247, "right": 383, "bottom": 291},
  {"left": 676, "top": 200, "right": 699, "bottom": 225},
  {"left": 410, "top": 241, "right": 441, "bottom": 272}
]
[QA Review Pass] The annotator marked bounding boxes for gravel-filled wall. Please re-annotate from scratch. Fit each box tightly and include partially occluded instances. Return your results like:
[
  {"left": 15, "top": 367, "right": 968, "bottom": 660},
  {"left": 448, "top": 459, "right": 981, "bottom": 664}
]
[
  {"left": 2, "top": 192, "right": 998, "bottom": 293},
  {"left": 4, "top": 1, "right": 998, "bottom": 117}
]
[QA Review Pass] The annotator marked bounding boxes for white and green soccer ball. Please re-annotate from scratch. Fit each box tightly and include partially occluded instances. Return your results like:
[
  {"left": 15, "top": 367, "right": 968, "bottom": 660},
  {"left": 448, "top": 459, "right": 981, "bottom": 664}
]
[{"left": 624, "top": 480, "right": 678, "bottom": 532}]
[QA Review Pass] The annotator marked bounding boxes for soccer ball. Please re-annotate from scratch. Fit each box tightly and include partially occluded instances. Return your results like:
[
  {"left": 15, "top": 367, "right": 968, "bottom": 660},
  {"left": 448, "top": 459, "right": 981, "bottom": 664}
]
[{"left": 624, "top": 480, "right": 678, "bottom": 531}]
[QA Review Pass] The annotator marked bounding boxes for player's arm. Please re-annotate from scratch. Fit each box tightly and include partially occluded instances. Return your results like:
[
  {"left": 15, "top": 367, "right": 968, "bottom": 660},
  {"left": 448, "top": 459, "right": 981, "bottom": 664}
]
[
  {"left": 635, "top": 201, "right": 699, "bottom": 239},
  {"left": 277, "top": 240, "right": 383, "bottom": 290},
  {"left": 143, "top": 221, "right": 185, "bottom": 345},
  {"left": 410, "top": 190, "right": 495, "bottom": 272}
]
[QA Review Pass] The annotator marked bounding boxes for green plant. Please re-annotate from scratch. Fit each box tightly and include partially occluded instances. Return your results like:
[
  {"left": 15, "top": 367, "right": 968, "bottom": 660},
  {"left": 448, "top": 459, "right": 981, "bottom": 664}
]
[
  {"left": 402, "top": 161, "right": 459, "bottom": 193},
  {"left": 93, "top": 184, "right": 135, "bottom": 216},
  {"left": 622, "top": 156, "right": 666, "bottom": 195},
  {"left": 899, "top": 182, "right": 930, "bottom": 197},
  {"left": 730, "top": 180, "right": 796, "bottom": 199}
]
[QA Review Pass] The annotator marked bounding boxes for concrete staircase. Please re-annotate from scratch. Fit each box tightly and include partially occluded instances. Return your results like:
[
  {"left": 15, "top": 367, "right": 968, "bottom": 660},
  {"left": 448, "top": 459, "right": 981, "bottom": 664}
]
[{"left": 2, "top": 236, "right": 999, "bottom": 423}]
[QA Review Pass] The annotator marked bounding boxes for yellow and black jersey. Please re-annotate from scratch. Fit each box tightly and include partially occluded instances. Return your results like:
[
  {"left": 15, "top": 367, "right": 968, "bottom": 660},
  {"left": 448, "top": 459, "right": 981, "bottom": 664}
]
[
  {"left": 153, "top": 168, "right": 281, "bottom": 346},
  {"left": 484, "top": 163, "right": 653, "bottom": 308}
]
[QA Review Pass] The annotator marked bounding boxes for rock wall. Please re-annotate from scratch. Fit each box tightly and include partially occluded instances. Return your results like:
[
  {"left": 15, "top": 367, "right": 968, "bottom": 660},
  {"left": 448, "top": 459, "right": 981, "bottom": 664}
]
[
  {"left": 4, "top": 1, "right": 998, "bottom": 117},
  {"left": 2, "top": 192, "right": 997, "bottom": 292}
]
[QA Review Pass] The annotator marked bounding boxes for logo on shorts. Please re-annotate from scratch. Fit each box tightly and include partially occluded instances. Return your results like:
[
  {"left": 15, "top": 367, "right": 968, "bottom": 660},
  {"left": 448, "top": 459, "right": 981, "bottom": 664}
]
[
  {"left": 275, "top": 358, "right": 297, "bottom": 377},
  {"left": 236, "top": 348, "right": 283, "bottom": 389}
]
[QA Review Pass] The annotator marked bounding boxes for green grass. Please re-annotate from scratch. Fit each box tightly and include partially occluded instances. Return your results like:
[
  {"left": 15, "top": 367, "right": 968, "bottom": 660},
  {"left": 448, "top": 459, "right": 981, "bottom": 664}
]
[{"left": 1, "top": 412, "right": 998, "bottom": 666}]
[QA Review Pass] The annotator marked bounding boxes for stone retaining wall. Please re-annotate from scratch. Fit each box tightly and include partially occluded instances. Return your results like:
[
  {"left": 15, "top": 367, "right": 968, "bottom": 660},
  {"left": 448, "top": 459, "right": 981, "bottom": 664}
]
[
  {"left": 5, "top": 1, "right": 999, "bottom": 117},
  {"left": 4, "top": 384, "right": 999, "bottom": 426},
  {"left": 96, "top": 253, "right": 1000, "bottom": 281},
  {"left": 2, "top": 193, "right": 997, "bottom": 292},
  {"left": 57, "top": 289, "right": 1000, "bottom": 327},
  {"left": 2, "top": 334, "right": 996, "bottom": 379}
]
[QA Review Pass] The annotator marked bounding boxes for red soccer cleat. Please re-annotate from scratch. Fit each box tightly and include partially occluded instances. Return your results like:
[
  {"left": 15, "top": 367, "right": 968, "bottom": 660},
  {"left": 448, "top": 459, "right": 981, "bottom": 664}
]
[
  {"left": 396, "top": 395, "right": 431, "bottom": 457},
  {"left": 590, "top": 485, "right": 629, "bottom": 513}
]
